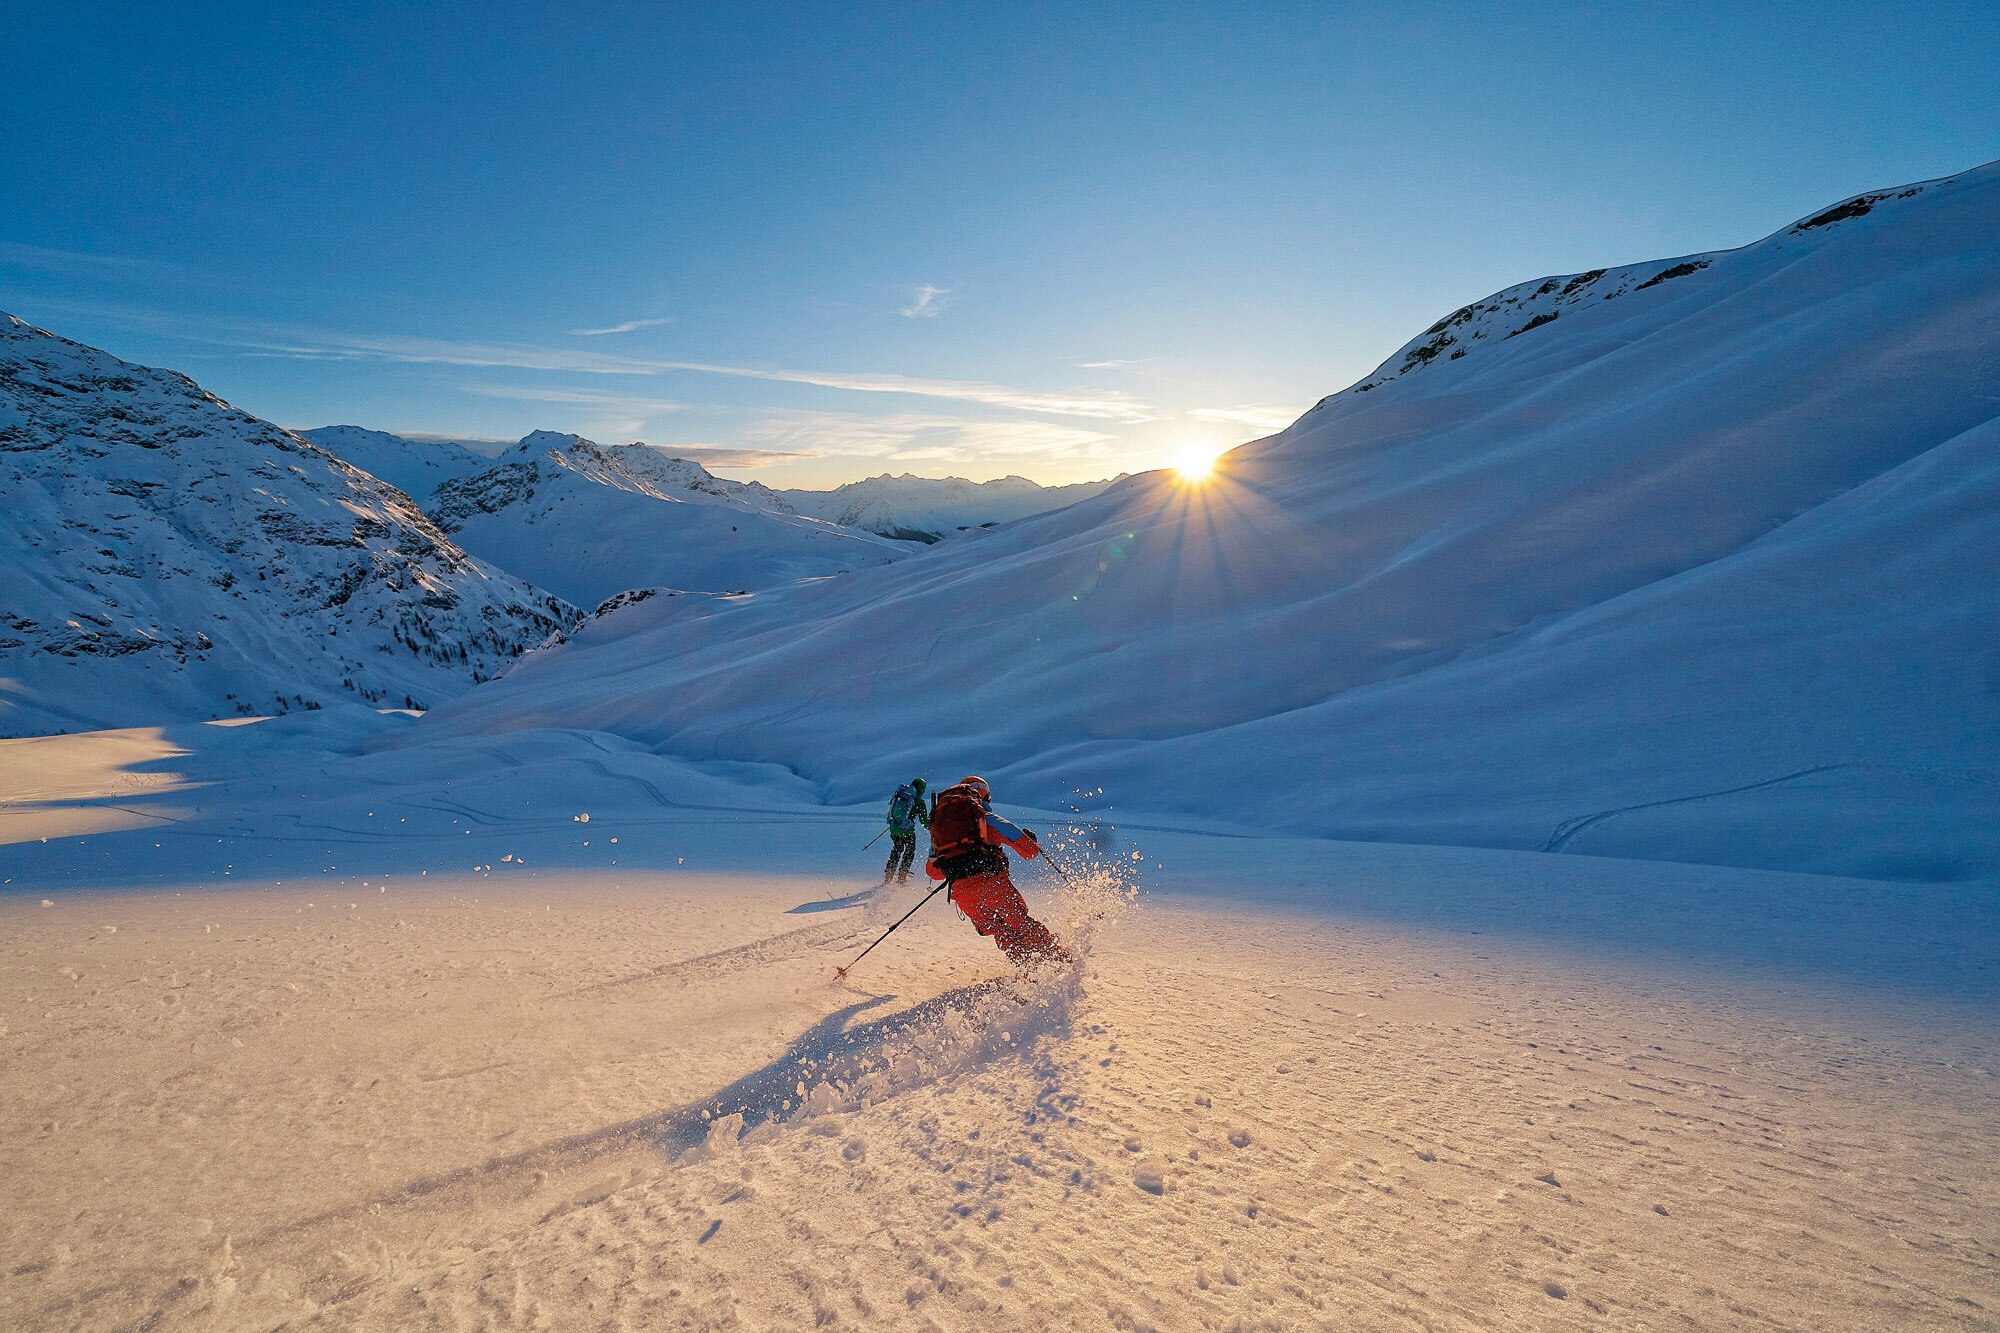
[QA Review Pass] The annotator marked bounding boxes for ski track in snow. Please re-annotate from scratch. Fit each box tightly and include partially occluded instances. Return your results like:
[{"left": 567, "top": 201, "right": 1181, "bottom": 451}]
[{"left": 1541, "top": 763, "right": 1850, "bottom": 852}]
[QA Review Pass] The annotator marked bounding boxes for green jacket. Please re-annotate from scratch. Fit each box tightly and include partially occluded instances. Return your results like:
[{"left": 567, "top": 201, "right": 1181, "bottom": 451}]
[{"left": 886, "top": 784, "right": 930, "bottom": 834}]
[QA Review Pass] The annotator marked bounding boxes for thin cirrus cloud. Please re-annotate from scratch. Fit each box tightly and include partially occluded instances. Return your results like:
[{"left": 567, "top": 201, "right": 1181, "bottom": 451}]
[
  {"left": 1188, "top": 404, "right": 1300, "bottom": 431},
  {"left": 568, "top": 315, "right": 676, "bottom": 336},
  {"left": 457, "top": 382, "right": 686, "bottom": 415},
  {"left": 222, "top": 321, "right": 1154, "bottom": 422},
  {"left": 0, "top": 241, "right": 175, "bottom": 278},
  {"left": 900, "top": 285, "right": 949, "bottom": 318},
  {"left": 701, "top": 365, "right": 1151, "bottom": 422},
  {"left": 636, "top": 444, "right": 818, "bottom": 469},
  {"left": 734, "top": 409, "right": 1122, "bottom": 465},
  {"left": 18, "top": 298, "right": 1157, "bottom": 428}
]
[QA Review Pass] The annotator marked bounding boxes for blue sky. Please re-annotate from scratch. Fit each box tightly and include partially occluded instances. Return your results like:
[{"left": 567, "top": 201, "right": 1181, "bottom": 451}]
[{"left": 5, "top": 2, "right": 1995, "bottom": 487}]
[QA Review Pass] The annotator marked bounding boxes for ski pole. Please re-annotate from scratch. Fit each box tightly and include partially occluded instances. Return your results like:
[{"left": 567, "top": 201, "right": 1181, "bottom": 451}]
[
  {"left": 862, "top": 828, "right": 888, "bottom": 851},
  {"left": 1024, "top": 834, "right": 1079, "bottom": 883},
  {"left": 834, "top": 882, "right": 946, "bottom": 981}
]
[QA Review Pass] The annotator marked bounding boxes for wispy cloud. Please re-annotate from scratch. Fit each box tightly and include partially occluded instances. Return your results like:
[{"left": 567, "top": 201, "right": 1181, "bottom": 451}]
[
  {"left": 0, "top": 242, "right": 176, "bottom": 279},
  {"left": 1188, "top": 404, "right": 1298, "bottom": 432},
  {"left": 686, "top": 364, "right": 1150, "bottom": 421},
  {"left": 901, "top": 284, "right": 949, "bottom": 318},
  {"left": 630, "top": 444, "right": 818, "bottom": 469},
  {"left": 20, "top": 298, "right": 1155, "bottom": 423},
  {"left": 569, "top": 315, "right": 675, "bottom": 336},
  {"left": 458, "top": 383, "right": 686, "bottom": 414},
  {"left": 239, "top": 328, "right": 660, "bottom": 374},
  {"left": 245, "top": 331, "right": 1153, "bottom": 419},
  {"left": 239, "top": 325, "right": 1152, "bottom": 419},
  {"left": 1079, "top": 357, "right": 1149, "bottom": 369},
  {"left": 735, "top": 410, "right": 1122, "bottom": 465}
]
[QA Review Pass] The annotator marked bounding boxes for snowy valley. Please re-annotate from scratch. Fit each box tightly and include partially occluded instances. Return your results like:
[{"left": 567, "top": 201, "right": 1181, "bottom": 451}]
[
  {"left": 422, "top": 163, "right": 2000, "bottom": 883},
  {"left": 3, "top": 161, "right": 1997, "bottom": 1333}
]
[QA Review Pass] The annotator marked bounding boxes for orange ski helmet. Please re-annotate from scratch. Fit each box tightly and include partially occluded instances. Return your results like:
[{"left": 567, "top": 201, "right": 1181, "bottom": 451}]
[{"left": 959, "top": 775, "right": 990, "bottom": 800}]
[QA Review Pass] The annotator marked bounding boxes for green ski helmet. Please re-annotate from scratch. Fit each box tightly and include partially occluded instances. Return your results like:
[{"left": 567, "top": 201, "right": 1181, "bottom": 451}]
[{"left": 911, "top": 777, "right": 927, "bottom": 794}]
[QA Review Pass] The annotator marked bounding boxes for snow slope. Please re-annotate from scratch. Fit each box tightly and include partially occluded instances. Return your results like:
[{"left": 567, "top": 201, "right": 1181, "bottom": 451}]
[
  {"left": 782, "top": 472, "right": 1125, "bottom": 542},
  {"left": 589, "top": 440, "right": 798, "bottom": 515},
  {"left": 430, "top": 432, "right": 908, "bottom": 608},
  {"left": 3, "top": 713, "right": 1995, "bottom": 1331},
  {"left": 297, "top": 425, "right": 487, "bottom": 498},
  {"left": 423, "top": 163, "right": 2000, "bottom": 881},
  {"left": 0, "top": 314, "right": 580, "bottom": 737}
]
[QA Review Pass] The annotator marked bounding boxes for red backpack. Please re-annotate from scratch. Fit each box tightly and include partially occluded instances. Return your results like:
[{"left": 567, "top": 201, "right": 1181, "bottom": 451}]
[{"left": 928, "top": 784, "right": 987, "bottom": 860}]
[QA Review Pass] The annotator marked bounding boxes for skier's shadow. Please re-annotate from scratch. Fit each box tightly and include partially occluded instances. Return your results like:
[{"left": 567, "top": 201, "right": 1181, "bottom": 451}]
[
  {"left": 266, "top": 979, "right": 1057, "bottom": 1235},
  {"left": 786, "top": 889, "right": 876, "bottom": 914},
  {"left": 649, "top": 979, "right": 1018, "bottom": 1156}
]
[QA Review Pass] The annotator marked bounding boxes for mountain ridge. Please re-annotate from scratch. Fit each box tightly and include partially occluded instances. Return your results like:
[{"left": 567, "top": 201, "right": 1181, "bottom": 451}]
[
  {"left": 0, "top": 314, "right": 581, "bottom": 737},
  {"left": 426, "top": 431, "right": 908, "bottom": 606},
  {"left": 296, "top": 425, "right": 1118, "bottom": 540},
  {"left": 298, "top": 424, "right": 488, "bottom": 497}
]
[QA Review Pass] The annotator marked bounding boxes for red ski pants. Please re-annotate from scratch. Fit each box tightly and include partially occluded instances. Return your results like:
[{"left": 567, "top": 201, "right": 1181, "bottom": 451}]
[{"left": 949, "top": 867, "right": 1066, "bottom": 965}]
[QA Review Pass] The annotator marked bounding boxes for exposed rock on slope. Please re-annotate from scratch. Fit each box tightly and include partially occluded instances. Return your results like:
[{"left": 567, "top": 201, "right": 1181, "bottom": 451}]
[
  {"left": 0, "top": 314, "right": 580, "bottom": 737},
  {"left": 421, "top": 163, "right": 2000, "bottom": 881},
  {"left": 428, "top": 433, "right": 906, "bottom": 607},
  {"left": 577, "top": 438, "right": 797, "bottom": 514},
  {"left": 1329, "top": 175, "right": 1956, "bottom": 397}
]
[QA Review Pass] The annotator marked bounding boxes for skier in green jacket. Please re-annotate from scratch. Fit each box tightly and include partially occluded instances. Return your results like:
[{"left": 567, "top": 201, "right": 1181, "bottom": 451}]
[{"left": 883, "top": 778, "right": 929, "bottom": 884}]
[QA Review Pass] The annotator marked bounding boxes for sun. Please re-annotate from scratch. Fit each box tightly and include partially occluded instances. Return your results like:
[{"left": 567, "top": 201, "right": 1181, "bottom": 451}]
[{"left": 1172, "top": 442, "right": 1222, "bottom": 483}]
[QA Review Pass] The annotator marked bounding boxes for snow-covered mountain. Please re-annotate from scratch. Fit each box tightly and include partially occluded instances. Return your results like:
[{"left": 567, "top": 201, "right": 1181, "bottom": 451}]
[
  {"left": 429, "top": 432, "right": 908, "bottom": 608},
  {"left": 569, "top": 439, "right": 798, "bottom": 515},
  {"left": 0, "top": 314, "right": 581, "bottom": 737},
  {"left": 296, "top": 424, "right": 488, "bottom": 497},
  {"left": 420, "top": 163, "right": 2000, "bottom": 882},
  {"left": 781, "top": 473, "right": 1123, "bottom": 542}
]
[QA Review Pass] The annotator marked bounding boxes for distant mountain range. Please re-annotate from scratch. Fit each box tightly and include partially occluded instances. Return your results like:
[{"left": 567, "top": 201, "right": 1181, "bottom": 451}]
[
  {"left": 779, "top": 473, "right": 1124, "bottom": 542},
  {"left": 306, "top": 426, "right": 1125, "bottom": 544},
  {"left": 426, "top": 432, "right": 908, "bottom": 609}
]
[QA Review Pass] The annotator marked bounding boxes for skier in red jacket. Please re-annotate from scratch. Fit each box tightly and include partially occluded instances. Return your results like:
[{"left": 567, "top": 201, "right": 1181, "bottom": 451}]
[{"left": 926, "top": 776, "right": 1070, "bottom": 966}]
